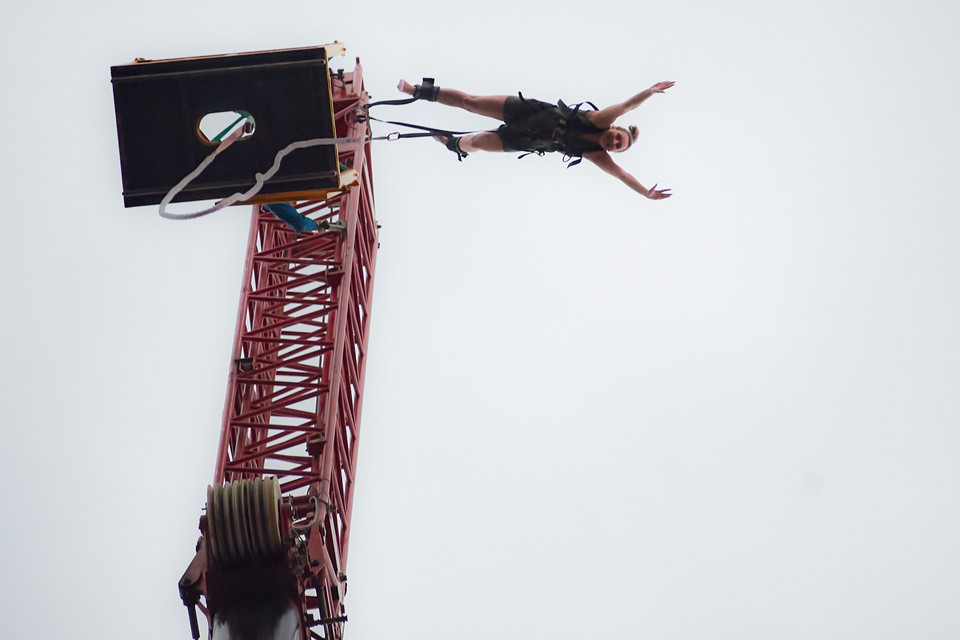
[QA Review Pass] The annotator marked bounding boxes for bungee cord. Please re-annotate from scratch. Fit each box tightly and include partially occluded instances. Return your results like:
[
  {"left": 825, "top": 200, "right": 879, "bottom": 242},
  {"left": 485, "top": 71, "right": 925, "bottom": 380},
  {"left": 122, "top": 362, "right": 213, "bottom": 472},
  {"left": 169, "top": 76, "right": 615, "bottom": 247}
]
[
  {"left": 159, "top": 120, "right": 366, "bottom": 220},
  {"left": 158, "top": 102, "right": 473, "bottom": 220}
]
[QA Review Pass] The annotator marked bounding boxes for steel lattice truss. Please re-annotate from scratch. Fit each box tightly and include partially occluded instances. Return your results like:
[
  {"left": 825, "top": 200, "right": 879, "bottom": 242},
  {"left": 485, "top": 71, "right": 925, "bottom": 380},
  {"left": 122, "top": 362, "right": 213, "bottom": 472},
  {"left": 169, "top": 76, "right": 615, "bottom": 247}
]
[{"left": 211, "top": 65, "right": 377, "bottom": 640}]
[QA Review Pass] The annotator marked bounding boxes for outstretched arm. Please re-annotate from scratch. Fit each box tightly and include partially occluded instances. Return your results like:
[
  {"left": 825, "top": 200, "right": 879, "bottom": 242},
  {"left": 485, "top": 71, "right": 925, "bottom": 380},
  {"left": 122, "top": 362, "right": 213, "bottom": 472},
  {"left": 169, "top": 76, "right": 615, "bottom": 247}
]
[
  {"left": 585, "top": 151, "right": 672, "bottom": 200},
  {"left": 588, "top": 81, "right": 675, "bottom": 128}
]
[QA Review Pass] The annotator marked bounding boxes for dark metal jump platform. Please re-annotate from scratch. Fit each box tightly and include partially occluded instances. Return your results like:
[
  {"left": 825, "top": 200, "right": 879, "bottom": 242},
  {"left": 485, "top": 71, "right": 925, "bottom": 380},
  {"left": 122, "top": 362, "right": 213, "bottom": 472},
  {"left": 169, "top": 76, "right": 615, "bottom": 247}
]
[{"left": 111, "top": 46, "right": 346, "bottom": 208}]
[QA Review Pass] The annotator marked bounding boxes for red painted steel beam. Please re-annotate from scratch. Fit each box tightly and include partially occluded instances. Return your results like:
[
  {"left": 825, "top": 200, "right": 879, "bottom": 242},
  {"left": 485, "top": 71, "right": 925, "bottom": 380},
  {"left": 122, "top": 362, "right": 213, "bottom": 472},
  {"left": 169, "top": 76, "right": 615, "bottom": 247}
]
[{"left": 206, "top": 61, "right": 377, "bottom": 640}]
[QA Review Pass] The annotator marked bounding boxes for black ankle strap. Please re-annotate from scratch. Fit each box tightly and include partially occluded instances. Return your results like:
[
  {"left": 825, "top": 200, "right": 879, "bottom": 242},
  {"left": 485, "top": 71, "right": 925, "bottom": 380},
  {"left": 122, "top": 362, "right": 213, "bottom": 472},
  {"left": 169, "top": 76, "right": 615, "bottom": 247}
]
[
  {"left": 445, "top": 136, "right": 468, "bottom": 161},
  {"left": 414, "top": 77, "right": 439, "bottom": 102}
]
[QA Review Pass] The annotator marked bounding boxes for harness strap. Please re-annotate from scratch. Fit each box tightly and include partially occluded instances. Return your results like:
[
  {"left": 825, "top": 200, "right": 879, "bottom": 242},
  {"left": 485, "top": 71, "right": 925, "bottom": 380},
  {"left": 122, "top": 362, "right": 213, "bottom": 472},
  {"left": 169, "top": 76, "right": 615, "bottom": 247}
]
[
  {"left": 365, "top": 96, "right": 418, "bottom": 108},
  {"left": 360, "top": 113, "right": 485, "bottom": 141}
]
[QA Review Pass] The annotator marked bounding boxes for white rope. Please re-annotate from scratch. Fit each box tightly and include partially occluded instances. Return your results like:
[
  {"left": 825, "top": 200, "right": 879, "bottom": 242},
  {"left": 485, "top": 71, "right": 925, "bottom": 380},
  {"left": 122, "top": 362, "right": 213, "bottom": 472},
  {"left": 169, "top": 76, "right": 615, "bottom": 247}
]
[{"left": 159, "top": 126, "right": 366, "bottom": 220}]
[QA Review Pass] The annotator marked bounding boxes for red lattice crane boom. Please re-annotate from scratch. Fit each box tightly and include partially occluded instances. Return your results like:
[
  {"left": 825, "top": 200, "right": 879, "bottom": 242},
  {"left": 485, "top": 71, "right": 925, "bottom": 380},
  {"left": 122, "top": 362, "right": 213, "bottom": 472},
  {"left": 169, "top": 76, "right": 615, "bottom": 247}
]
[{"left": 114, "top": 52, "right": 381, "bottom": 640}]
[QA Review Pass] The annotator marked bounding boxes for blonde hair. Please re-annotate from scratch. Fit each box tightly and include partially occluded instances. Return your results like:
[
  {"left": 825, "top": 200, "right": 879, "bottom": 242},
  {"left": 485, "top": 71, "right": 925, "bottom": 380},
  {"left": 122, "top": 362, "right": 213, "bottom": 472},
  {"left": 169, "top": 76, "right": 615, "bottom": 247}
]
[{"left": 614, "top": 125, "right": 640, "bottom": 149}]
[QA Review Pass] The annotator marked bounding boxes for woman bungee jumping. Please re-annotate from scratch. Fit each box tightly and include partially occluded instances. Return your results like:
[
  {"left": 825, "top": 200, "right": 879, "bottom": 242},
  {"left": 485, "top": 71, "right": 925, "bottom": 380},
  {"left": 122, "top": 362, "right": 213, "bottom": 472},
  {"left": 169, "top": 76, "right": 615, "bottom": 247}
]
[{"left": 397, "top": 78, "right": 674, "bottom": 200}]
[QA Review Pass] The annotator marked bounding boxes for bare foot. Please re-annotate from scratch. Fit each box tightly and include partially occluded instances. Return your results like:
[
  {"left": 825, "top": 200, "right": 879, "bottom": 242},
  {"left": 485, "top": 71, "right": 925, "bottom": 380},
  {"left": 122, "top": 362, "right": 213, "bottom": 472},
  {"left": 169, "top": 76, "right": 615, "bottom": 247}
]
[{"left": 397, "top": 79, "right": 415, "bottom": 95}]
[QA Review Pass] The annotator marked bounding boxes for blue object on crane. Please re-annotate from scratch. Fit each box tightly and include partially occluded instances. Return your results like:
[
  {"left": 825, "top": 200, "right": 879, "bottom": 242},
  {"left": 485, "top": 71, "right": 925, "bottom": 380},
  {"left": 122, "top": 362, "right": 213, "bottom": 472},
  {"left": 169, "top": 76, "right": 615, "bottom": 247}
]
[{"left": 264, "top": 203, "right": 319, "bottom": 233}]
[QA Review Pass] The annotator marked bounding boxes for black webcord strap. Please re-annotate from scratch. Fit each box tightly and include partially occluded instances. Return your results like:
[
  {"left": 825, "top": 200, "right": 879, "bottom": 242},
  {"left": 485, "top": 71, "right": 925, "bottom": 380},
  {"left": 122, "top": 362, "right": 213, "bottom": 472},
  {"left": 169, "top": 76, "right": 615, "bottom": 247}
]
[
  {"left": 359, "top": 112, "right": 483, "bottom": 139},
  {"left": 365, "top": 96, "right": 419, "bottom": 109}
]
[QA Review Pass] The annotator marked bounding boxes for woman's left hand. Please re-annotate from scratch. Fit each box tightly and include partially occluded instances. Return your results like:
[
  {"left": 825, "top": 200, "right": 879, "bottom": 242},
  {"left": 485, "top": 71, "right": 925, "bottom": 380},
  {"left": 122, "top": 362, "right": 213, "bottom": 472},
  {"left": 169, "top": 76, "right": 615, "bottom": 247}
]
[
  {"left": 649, "top": 81, "right": 675, "bottom": 94},
  {"left": 646, "top": 184, "right": 672, "bottom": 199}
]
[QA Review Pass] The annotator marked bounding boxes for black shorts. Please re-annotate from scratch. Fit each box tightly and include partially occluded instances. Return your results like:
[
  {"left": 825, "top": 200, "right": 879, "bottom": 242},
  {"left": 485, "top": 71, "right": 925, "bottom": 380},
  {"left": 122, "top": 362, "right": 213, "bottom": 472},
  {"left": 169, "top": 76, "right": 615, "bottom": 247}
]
[{"left": 496, "top": 96, "right": 561, "bottom": 153}]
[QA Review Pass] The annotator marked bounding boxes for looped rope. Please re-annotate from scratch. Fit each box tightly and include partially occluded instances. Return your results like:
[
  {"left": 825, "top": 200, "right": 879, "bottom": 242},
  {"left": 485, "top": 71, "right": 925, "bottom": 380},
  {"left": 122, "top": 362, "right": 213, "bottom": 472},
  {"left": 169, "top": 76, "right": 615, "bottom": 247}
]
[
  {"left": 159, "top": 125, "right": 364, "bottom": 220},
  {"left": 160, "top": 89, "right": 479, "bottom": 220}
]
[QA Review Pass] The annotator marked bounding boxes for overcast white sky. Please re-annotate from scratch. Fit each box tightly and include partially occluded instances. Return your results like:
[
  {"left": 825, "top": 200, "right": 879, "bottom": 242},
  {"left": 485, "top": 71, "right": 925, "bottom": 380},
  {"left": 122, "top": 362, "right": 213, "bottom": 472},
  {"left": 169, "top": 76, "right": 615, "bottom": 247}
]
[{"left": 2, "top": 1, "right": 960, "bottom": 639}]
